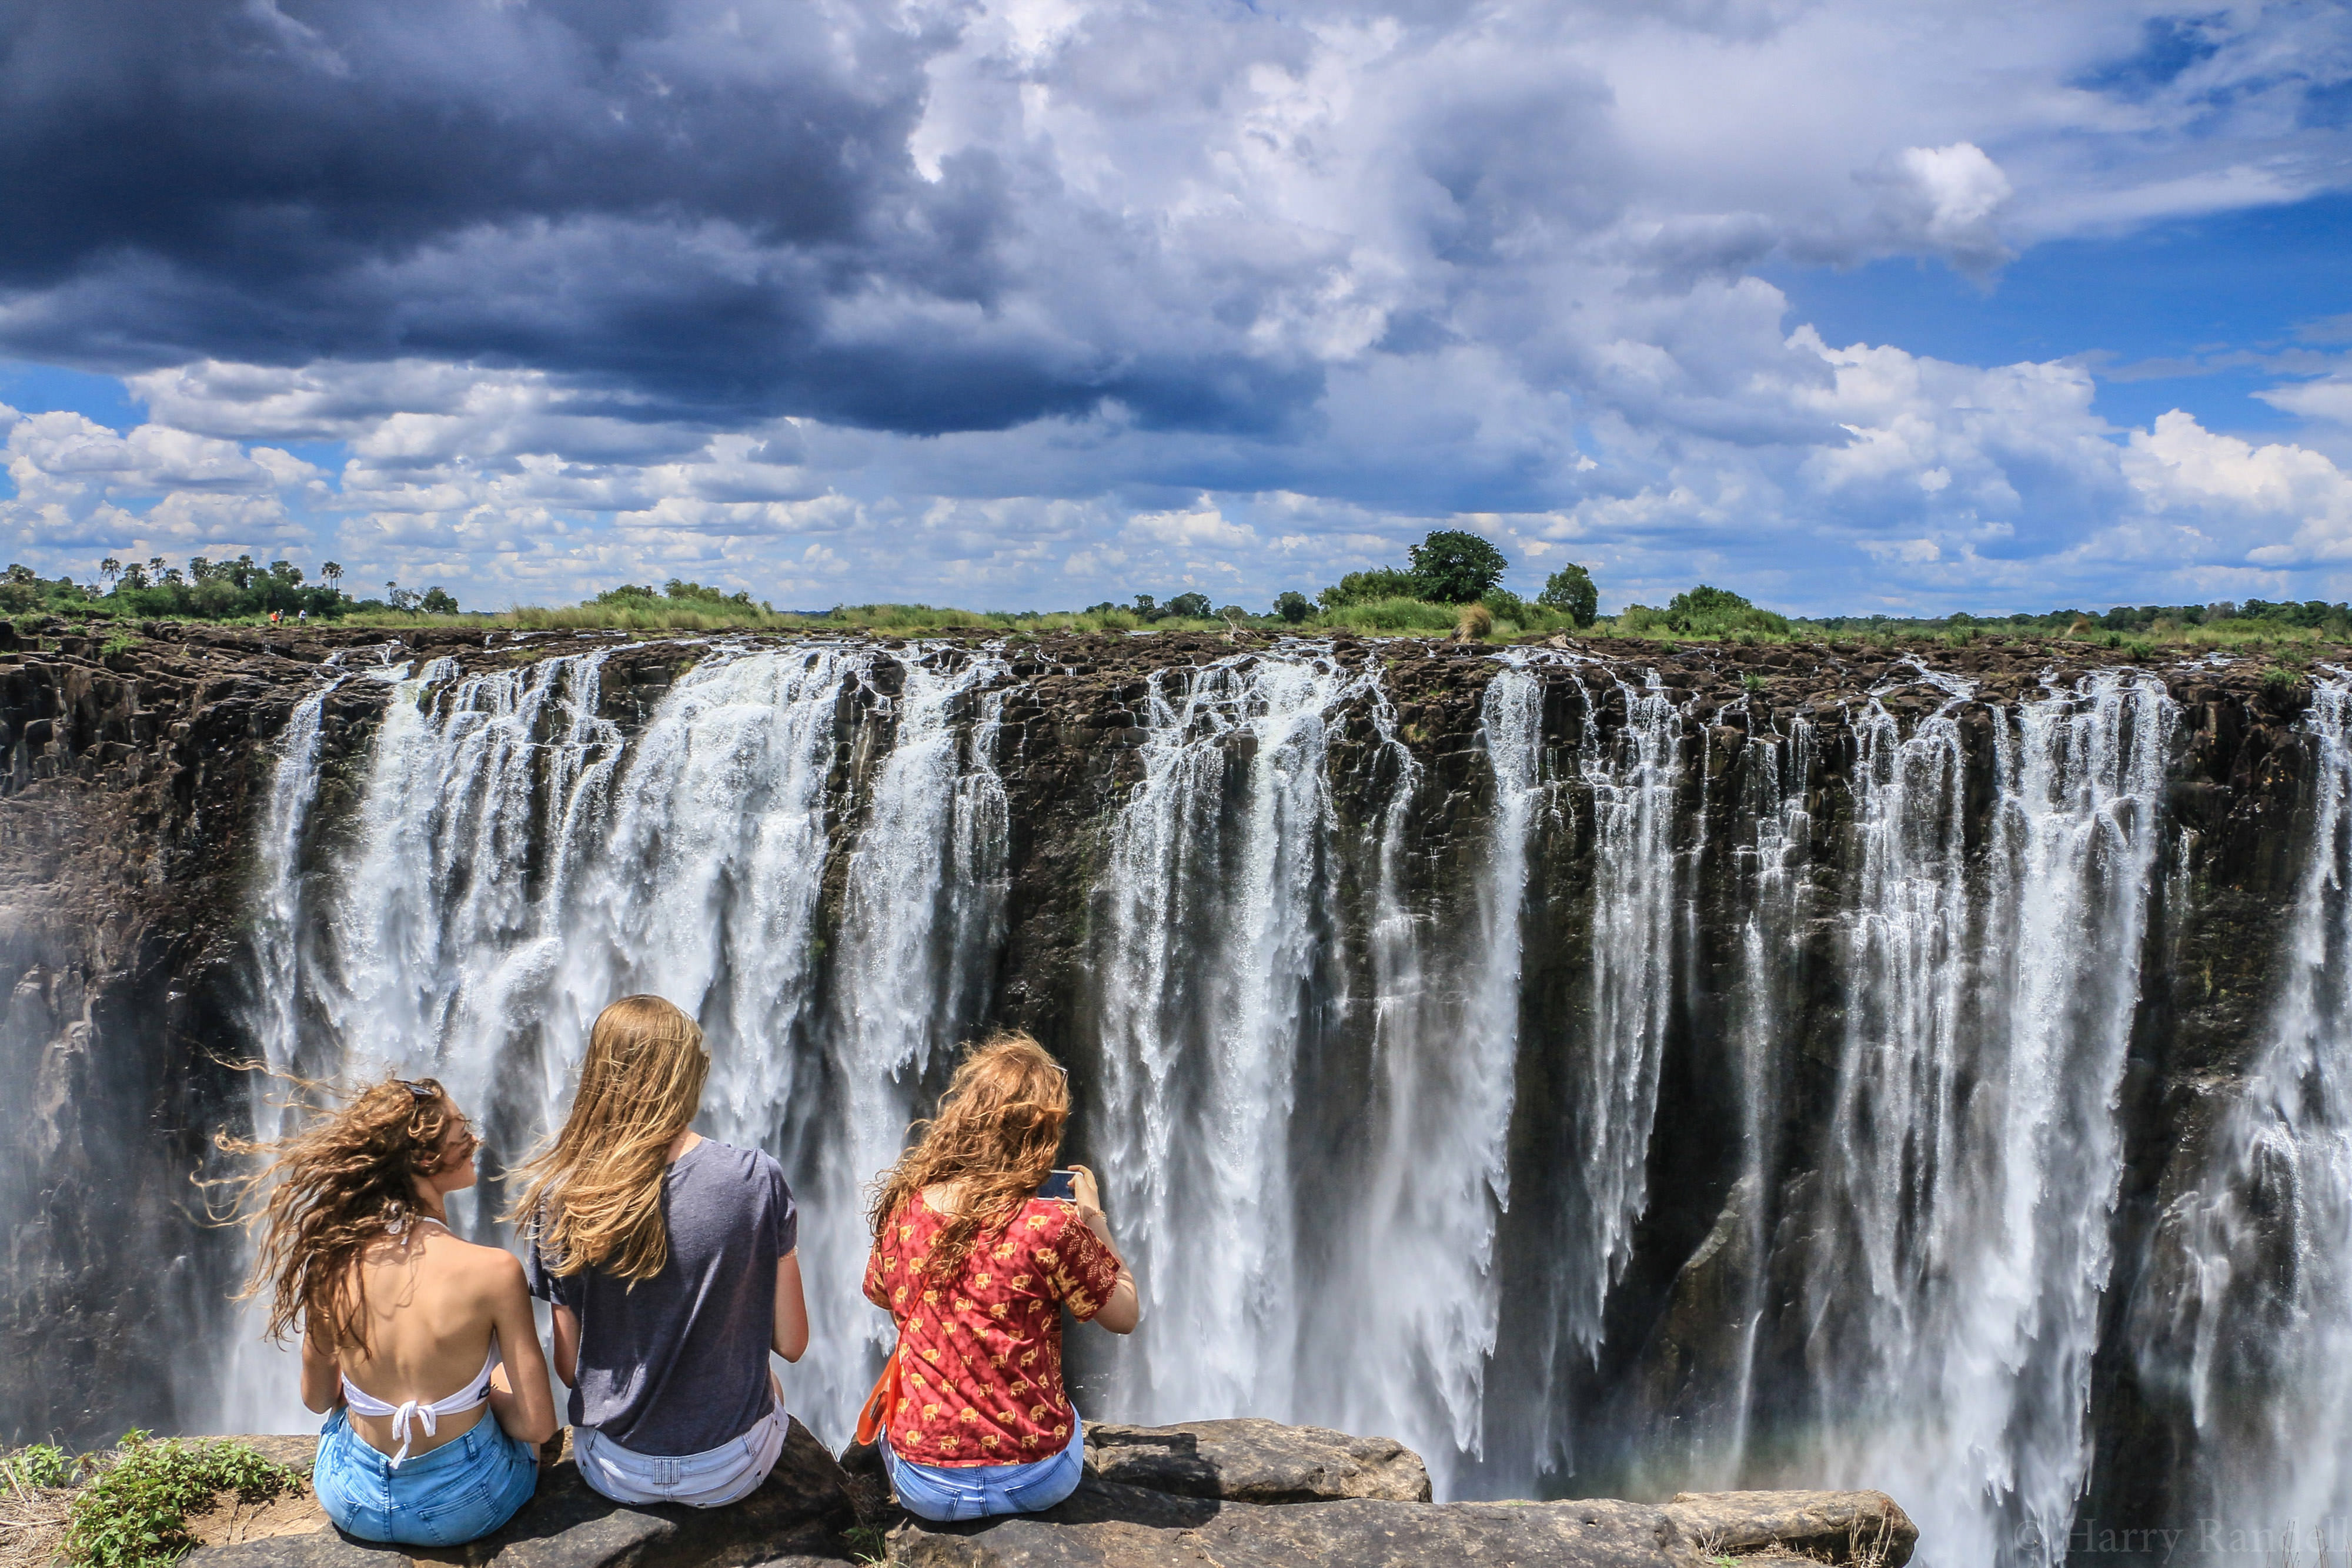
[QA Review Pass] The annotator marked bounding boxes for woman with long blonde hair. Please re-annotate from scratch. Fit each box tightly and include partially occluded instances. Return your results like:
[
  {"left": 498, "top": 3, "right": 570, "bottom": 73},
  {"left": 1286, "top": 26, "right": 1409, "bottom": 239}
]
[
  {"left": 231, "top": 1076, "right": 557, "bottom": 1546},
  {"left": 512, "top": 995, "right": 808, "bottom": 1508},
  {"left": 861, "top": 1032, "right": 1137, "bottom": 1522}
]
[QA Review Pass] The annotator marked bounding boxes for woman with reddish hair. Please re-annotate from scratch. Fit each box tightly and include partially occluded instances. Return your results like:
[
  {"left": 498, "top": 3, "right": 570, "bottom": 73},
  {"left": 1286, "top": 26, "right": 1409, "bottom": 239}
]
[{"left": 862, "top": 1032, "right": 1138, "bottom": 1522}]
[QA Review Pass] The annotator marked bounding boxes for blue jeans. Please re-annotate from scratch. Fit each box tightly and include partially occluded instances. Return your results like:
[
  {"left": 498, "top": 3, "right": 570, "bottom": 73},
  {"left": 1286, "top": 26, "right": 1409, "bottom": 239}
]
[
  {"left": 312, "top": 1407, "right": 539, "bottom": 1546},
  {"left": 882, "top": 1413, "right": 1085, "bottom": 1522}
]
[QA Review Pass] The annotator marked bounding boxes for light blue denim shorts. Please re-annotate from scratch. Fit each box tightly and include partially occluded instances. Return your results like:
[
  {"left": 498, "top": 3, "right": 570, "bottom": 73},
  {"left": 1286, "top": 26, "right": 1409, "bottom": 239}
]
[
  {"left": 883, "top": 1413, "right": 1085, "bottom": 1523},
  {"left": 312, "top": 1407, "right": 538, "bottom": 1547}
]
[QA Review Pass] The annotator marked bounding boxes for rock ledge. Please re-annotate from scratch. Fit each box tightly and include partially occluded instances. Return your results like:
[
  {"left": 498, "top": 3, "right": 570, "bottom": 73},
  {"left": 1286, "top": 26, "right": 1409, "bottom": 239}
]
[{"left": 182, "top": 1419, "right": 1915, "bottom": 1568}]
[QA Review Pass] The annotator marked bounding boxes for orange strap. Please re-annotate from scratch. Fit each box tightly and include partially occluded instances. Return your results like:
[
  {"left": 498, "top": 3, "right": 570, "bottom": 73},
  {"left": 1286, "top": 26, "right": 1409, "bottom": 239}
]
[{"left": 854, "top": 1338, "right": 903, "bottom": 1448}]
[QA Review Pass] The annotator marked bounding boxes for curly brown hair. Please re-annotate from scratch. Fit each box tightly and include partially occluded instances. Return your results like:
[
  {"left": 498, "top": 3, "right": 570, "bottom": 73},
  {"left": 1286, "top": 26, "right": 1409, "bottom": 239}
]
[
  {"left": 868, "top": 1032, "right": 1070, "bottom": 1283},
  {"left": 219, "top": 1075, "right": 466, "bottom": 1352}
]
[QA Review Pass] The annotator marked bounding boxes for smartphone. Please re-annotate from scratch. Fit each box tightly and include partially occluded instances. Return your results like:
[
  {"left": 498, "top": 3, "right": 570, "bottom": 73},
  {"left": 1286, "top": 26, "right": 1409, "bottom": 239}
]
[{"left": 1037, "top": 1169, "right": 1078, "bottom": 1202}]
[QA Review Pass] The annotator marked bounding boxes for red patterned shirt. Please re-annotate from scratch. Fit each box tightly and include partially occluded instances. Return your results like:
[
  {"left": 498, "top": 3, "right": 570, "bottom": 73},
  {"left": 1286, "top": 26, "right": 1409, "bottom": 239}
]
[{"left": 862, "top": 1195, "right": 1120, "bottom": 1466}]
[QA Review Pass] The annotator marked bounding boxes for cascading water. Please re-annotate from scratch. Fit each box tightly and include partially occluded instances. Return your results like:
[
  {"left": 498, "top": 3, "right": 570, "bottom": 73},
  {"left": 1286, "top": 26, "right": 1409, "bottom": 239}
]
[
  {"left": 1085, "top": 650, "right": 1361, "bottom": 1423},
  {"left": 1799, "top": 670, "right": 2175, "bottom": 1568},
  {"left": 207, "top": 631, "right": 2352, "bottom": 1564},
  {"left": 2147, "top": 674, "right": 2352, "bottom": 1546}
]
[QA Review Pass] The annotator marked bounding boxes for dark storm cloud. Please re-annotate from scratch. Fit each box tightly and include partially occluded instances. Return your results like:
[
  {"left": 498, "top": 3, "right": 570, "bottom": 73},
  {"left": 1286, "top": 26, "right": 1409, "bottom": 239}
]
[{"left": 0, "top": 0, "right": 1319, "bottom": 433}]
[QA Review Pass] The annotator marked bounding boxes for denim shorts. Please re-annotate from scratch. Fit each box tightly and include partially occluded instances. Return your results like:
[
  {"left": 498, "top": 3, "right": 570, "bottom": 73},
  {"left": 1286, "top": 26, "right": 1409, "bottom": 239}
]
[
  {"left": 312, "top": 1407, "right": 539, "bottom": 1547},
  {"left": 572, "top": 1403, "right": 787, "bottom": 1509},
  {"left": 883, "top": 1413, "right": 1084, "bottom": 1523}
]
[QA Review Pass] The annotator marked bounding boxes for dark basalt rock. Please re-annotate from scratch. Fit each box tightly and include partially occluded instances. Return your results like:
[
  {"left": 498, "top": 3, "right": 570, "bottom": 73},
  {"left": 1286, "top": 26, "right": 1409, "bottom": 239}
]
[
  {"left": 171, "top": 1421, "right": 1909, "bottom": 1568},
  {"left": 1083, "top": 1417, "right": 1432, "bottom": 1503},
  {"left": 887, "top": 1457, "right": 1916, "bottom": 1568},
  {"left": 183, "top": 1419, "right": 858, "bottom": 1568}
]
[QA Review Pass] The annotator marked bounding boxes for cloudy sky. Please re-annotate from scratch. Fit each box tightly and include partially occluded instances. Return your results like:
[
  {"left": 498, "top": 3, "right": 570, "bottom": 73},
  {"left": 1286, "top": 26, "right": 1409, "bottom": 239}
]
[{"left": 1, "top": 0, "right": 2348, "bottom": 615}]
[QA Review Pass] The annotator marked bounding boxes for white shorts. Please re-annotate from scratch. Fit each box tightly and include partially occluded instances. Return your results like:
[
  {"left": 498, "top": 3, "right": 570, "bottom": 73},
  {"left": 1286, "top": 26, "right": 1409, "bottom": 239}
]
[{"left": 572, "top": 1401, "right": 788, "bottom": 1509}]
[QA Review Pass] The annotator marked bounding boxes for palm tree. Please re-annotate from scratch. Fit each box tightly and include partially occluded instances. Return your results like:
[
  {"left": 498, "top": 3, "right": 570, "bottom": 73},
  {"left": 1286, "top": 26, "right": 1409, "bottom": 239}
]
[
  {"left": 322, "top": 561, "right": 343, "bottom": 597},
  {"left": 99, "top": 556, "right": 121, "bottom": 587}
]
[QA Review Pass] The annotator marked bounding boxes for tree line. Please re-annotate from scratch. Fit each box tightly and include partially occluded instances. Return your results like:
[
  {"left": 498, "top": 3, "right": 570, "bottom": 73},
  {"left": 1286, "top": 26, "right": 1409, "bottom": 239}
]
[{"left": 1, "top": 556, "right": 459, "bottom": 619}]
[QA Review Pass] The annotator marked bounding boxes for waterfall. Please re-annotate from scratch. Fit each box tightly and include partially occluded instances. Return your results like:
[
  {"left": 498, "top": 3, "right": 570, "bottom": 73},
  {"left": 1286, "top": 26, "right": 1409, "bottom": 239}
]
[
  {"left": 2153, "top": 674, "right": 2352, "bottom": 1544},
  {"left": 199, "top": 630, "right": 2352, "bottom": 1560},
  {"left": 1802, "top": 670, "right": 2175, "bottom": 1568},
  {"left": 1086, "top": 650, "right": 1361, "bottom": 1423},
  {"left": 223, "top": 641, "right": 1012, "bottom": 1439},
  {"left": 1319, "top": 658, "right": 1544, "bottom": 1487}
]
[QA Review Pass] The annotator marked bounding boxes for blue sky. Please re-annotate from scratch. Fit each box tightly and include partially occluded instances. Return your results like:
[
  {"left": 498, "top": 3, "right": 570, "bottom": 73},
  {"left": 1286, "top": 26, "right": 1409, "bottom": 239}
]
[{"left": 1, "top": 0, "right": 2348, "bottom": 617}]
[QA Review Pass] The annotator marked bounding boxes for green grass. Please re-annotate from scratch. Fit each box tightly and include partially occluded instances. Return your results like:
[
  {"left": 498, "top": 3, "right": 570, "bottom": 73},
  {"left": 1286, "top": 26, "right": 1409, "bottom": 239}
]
[{"left": 55, "top": 1433, "right": 303, "bottom": 1568}]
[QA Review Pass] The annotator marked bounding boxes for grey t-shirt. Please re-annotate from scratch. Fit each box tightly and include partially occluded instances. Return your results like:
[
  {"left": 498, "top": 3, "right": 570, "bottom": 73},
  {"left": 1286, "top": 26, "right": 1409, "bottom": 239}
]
[{"left": 527, "top": 1139, "right": 798, "bottom": 1457}]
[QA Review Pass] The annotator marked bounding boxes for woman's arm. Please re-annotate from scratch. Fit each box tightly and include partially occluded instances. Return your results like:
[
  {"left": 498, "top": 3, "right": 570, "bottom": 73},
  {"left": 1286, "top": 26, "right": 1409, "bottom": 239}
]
[
  {"left": 1068, "top": 1166, "right": 1140, "bottom": 1335},
  {"left": 299, "top": 1329, "right": 344, "bottom": 1415},
  {"left": 773, "top": 1249, "right": 809, "bottom": 1362},
  {"left": 550, "top": 1303, "right": 580, "bottom": 1388},
  {"left": 485, "top": 1256, "right": 562, "bottom": 1446}
]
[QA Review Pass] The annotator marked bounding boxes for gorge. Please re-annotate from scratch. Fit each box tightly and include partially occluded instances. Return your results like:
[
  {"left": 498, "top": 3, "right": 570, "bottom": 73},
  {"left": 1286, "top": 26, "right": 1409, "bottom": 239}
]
[{"left": 4, "top": 620, "right": 2347, "bottom": 1568}]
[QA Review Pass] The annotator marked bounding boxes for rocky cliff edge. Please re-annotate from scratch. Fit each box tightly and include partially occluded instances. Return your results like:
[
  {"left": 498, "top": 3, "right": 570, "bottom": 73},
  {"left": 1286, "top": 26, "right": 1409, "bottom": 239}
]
[{"left": 182, "top": 1418, "right": 1917, "bottom": 1568}]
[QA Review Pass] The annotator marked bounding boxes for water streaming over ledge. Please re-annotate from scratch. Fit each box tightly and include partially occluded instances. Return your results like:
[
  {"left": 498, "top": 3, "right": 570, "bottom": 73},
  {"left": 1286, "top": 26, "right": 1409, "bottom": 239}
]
[{"left": 225, "top": 641, "right": 2352, "bottom": 1563}]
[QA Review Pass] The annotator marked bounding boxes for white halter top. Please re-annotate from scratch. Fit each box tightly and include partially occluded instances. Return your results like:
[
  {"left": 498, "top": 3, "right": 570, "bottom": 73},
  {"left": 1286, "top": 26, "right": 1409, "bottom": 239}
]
[
  {"left": 339, "top": 1215, "right": 500, "bottom": 1469},
  {"left": 341, "top": 1345, "right": 498, "bottom": 1467}
]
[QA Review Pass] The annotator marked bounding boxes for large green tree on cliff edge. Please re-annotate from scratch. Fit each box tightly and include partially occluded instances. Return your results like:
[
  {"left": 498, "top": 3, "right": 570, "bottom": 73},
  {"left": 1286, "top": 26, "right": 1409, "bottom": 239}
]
[{"left": 1406, "top": 530, "right": 1508, "bottom": 603}]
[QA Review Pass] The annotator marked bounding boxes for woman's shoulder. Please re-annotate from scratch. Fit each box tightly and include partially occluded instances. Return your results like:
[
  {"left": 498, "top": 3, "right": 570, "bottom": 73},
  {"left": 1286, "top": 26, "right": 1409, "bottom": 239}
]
[
  {"left": 431, "top": 1229, "right": 529, "bottom": 1286},
  {"left": 999, "top": 1198, "right": 1080, "bottom": 1245},
  {"left": 680, "top": 1139, "right": 787, "bottom": 1188}
]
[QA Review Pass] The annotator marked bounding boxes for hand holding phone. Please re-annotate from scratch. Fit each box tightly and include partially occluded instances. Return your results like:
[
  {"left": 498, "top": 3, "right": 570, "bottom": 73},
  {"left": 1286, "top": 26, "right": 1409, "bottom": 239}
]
[{"left": 1037, "top": 1169, "right": 1077, "bottom": 1202}]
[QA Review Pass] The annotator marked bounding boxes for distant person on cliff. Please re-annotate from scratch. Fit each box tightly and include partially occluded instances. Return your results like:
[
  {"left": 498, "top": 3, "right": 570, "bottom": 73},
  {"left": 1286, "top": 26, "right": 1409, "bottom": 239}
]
[
  {"left": 228, "top": 1077, "right": 559, "bottom": 1546},
  {"left": 859, "top": 1032, "right": 1139, "bottom": 1521},
  {"left": 510, "top": 995, "right": 810, "bottom": 1508}
]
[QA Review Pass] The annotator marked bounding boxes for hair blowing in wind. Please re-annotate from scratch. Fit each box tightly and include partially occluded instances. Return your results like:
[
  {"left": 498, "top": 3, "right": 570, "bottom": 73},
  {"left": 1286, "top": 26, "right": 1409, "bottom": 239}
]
[
  {"left": 218, "top": 1075, "right": 459, "bottom": 1352},
  {"left": 508, "top": 995, "right": 711, "bottom": 1282},
  {"left": 869, "top": 1032, "right": 1071, "bottom": 1282}
]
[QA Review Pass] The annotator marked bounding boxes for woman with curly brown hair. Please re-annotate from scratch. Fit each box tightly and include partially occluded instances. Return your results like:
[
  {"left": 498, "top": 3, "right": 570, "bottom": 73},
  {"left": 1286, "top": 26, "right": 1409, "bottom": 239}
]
[
  {"left": 231, "top": 1076, "right": 557, "bottom": 1546},
  {"left": 861, "top": 1032, "right": 1138, "bottom": 1522}
]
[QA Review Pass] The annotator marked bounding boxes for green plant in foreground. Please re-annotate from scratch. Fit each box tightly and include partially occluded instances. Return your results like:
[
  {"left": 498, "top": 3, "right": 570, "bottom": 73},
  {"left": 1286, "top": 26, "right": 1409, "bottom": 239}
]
[
  {"left": 2264, "top": 667, "right": 2301, "bottom": 694},
  {"left": 5, "top": 1441, "right": 81, "bottom": 1488},
  {"left": 1741, "top": 672, "right": 1768, "bottom": 693},
  {"left": 101, "top": 632, "right": 139, "bottom": 657},
  {"left": 61, "top": 1433, "right": 303, "bottom": 1568},
  {"left": 844, "top": 1523, "right": 890, "bottom": 1564}
]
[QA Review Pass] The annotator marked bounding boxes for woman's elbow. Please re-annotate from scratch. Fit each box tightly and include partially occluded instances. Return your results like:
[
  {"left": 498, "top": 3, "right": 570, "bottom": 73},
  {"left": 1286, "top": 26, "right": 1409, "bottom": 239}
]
[
  {"left": 774, "top": 1329, "right": 810, "bottom": 1363},
  {"left": 1097, "top": 1307, "right": 1140, "bottom": 1336}
]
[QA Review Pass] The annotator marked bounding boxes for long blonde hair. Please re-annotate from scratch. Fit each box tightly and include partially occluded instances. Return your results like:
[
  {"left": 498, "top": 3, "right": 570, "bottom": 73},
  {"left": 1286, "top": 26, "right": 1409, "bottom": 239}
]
[
  {"left": 868, "top": 1032, "right": 1069, "bottom": 1282},
  {"left": 220, "top": 1075, "right": 465, "bottom": 1351},
  {"left": 509, "top": 995, "right": 710, "bottom": 1282}
]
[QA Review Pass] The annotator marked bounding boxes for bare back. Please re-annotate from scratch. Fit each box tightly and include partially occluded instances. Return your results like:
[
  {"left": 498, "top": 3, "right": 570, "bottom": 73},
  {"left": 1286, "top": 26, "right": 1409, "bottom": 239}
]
[{"left": 315, "top": 1221, "right": 529, "bottom": 1459}]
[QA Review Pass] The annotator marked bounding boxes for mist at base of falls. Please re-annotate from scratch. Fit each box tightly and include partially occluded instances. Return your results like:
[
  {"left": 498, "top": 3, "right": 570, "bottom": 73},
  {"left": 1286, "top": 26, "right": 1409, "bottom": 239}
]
[{"left": 218, "top": 640, "right": 2352, "bottom": 1567}]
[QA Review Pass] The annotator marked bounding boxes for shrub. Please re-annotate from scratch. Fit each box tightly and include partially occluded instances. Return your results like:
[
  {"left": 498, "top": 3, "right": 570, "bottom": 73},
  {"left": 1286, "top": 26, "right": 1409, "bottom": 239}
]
[
  {"left": 1319, "top": 569, "right": 1419, "bottom": 610},
  {"left": 61, "top": 1433, "right": 304, "bottom": 1568},
  {"left": 1321, "top": 597, "right": 1459, "bottom": 634},
  {"left": 1480, "top": 588, "right": 1533, "bottom": 626},
  {"left": 1273, "top": 591, "right": 1314, "bottom": 624},
  {"left": 1407, "top": 530, "right": 1508, "bottom": 603},
  {"left": 1538, "top": 563, "right": 1599, "bottom": 627},
  {"left": 5, "top": 1442, "right": 80, "bottom": 1488},
  {"left": 1454, "top": 601, "right": 1494, "bottom": 640}
]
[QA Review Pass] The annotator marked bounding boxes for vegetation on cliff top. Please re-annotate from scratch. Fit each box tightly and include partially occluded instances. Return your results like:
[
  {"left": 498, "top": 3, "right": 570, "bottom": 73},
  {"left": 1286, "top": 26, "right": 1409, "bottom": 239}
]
[
  {"left": 14, "top": 532, "right": 2352, "bottom": 649},
  {"left": 1, "top": 1435, "right": 303, "bottom": 1568}
]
